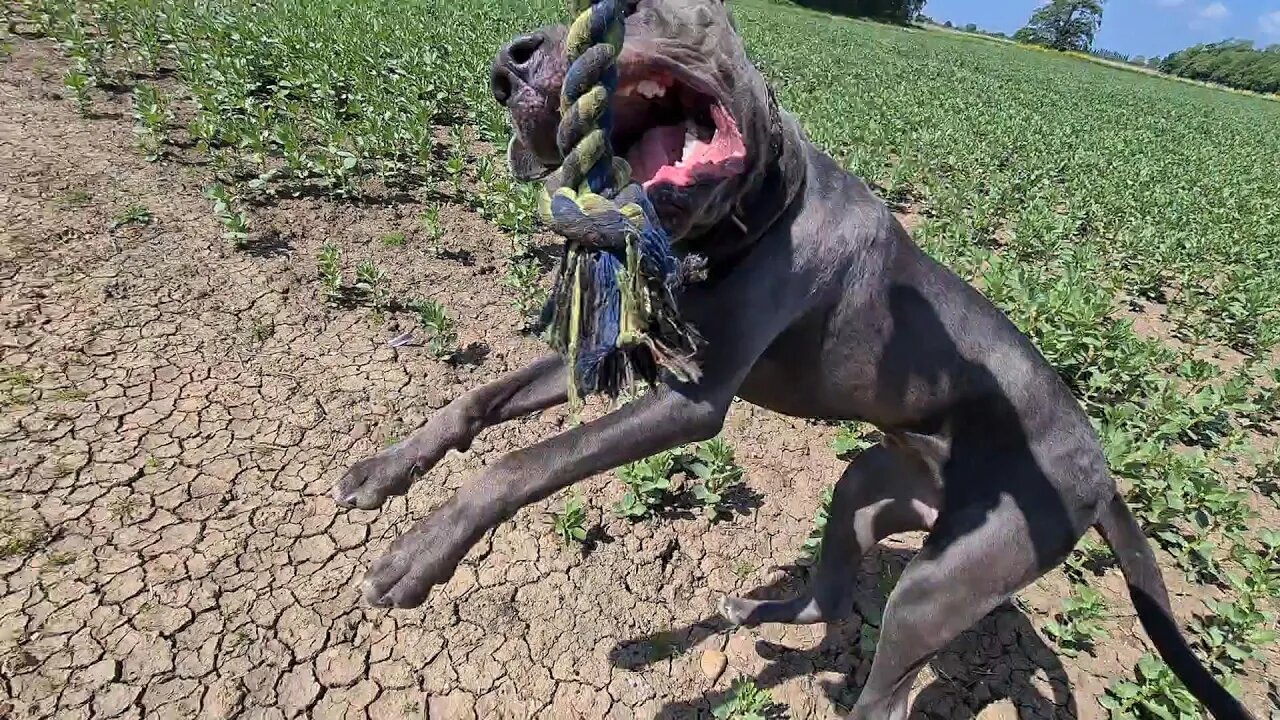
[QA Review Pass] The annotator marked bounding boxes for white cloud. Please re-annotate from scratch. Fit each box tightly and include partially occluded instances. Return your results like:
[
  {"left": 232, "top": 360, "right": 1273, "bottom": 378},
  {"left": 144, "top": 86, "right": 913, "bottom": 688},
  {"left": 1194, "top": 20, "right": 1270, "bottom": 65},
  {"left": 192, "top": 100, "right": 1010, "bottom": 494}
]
[
  {"left": 1261, "top": 9, "right": 1280, "bottom": 36},
  {"left": 1198, "top": 2, "right": 1230, "bottom": 20}
]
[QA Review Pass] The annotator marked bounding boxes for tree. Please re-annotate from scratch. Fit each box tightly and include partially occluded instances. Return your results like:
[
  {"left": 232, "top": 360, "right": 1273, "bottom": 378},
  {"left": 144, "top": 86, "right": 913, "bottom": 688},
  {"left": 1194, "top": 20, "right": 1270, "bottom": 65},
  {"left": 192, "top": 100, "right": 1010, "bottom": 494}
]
[{"left": 1014, "top": 0, "right": 1105, "bottom": 52}]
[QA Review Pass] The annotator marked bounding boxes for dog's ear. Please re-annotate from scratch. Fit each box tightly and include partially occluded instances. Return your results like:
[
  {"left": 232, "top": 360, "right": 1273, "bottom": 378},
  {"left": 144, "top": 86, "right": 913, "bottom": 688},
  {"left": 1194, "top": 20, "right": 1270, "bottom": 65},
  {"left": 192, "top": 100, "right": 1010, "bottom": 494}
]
[{"left": 507, "top": 136, "right": 553, "bottom": 181}]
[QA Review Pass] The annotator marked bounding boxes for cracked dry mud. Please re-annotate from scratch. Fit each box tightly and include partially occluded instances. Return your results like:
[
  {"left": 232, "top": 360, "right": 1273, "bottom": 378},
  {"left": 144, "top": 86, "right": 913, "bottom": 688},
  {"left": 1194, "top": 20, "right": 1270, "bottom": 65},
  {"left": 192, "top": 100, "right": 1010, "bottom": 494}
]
[{"left": 1, "top": 39, "right": 1273, "bottom": 720}]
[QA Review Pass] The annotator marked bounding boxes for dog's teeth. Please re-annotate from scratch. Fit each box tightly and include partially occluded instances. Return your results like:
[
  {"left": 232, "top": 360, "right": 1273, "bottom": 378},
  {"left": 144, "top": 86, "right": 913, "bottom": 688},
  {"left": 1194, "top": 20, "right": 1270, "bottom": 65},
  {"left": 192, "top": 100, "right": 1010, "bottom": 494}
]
[
  {"left": 618, "top": 84, "right": 635, "bottom": 97},
  {"left": 636, "top": 80, "right": 665, "bottom": 98}
]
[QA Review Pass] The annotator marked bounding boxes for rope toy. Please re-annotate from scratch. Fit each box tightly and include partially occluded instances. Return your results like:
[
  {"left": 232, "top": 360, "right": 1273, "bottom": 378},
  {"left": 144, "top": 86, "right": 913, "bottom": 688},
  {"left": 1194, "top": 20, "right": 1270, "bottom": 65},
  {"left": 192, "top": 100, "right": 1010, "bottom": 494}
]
[{"left": 537, "top": 0, "right": 703, "bottom": 408}]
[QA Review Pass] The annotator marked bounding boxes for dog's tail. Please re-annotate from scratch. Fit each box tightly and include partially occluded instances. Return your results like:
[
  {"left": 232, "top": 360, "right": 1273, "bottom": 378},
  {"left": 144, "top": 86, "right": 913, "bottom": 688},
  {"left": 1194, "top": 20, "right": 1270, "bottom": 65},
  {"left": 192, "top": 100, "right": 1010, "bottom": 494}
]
[{"left": 1094, "top": 491, "right": 1256, "bottom": 720}]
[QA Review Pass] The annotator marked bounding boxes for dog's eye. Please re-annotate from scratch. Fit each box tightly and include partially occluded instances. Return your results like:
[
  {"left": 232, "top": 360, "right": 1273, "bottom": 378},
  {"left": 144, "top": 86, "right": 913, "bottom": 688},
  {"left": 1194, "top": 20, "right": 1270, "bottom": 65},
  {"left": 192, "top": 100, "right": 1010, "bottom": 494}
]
[{"left": 623, "top": 0, "right": 641, "bottom": 15}]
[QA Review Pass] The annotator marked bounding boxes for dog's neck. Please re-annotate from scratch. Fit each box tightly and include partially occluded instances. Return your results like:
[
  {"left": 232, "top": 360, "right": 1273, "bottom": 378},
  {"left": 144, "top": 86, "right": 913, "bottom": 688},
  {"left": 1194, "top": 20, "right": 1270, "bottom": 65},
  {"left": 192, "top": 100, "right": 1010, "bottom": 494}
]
[{"left": 682, "top": 86, "right": 808, "bottom": 279}]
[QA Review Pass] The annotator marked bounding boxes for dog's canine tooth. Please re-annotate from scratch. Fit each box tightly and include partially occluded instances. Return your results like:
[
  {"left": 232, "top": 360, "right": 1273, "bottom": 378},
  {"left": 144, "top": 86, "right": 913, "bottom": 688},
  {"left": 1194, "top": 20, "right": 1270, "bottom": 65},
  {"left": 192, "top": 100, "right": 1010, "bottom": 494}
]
[{"left": 682, "top": 127, "right": 696, "bottom": 158}]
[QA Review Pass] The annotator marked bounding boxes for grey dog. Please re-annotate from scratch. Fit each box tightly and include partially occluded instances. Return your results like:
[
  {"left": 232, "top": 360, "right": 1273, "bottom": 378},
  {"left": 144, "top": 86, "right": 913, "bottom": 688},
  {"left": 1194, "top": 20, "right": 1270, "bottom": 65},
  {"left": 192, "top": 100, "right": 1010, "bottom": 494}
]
[{"left": 331, "top": 1, "right": 1256, "bottom": 717}]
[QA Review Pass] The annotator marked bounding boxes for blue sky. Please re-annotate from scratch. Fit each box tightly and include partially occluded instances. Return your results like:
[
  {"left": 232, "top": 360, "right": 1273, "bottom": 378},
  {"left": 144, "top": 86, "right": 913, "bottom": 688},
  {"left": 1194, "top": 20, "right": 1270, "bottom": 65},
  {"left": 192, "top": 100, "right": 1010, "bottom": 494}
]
[{"left": 924, "top": 0, "right": 1280, "bottom": 59}]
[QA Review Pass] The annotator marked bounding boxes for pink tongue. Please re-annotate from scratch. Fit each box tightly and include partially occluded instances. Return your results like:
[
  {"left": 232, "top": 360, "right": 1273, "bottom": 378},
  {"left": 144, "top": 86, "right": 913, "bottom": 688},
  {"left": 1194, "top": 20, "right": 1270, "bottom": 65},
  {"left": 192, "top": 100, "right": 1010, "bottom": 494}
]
[{"left": 626, "top": 124, "right": 684, "bottom": 183}]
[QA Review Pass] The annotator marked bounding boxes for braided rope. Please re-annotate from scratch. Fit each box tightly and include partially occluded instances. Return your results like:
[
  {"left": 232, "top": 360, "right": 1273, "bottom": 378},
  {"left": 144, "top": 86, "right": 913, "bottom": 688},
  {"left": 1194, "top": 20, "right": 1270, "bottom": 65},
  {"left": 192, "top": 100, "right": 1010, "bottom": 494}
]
[{"left": 538, "top": 0, "right": 702, "bottom": 408}]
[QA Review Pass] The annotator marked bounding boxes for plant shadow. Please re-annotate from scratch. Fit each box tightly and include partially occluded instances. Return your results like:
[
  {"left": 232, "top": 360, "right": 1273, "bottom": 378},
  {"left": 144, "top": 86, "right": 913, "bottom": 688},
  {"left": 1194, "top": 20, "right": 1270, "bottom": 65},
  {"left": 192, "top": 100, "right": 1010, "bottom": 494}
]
[
  {"left": 451, "top": 342, "right": 490, "bottom": 367},
  {"left": 609, "top": 545, "right": 1078, "bottom": 719},
  {"left": 241, "top": 227, "right": 293, "bottom": 258}
]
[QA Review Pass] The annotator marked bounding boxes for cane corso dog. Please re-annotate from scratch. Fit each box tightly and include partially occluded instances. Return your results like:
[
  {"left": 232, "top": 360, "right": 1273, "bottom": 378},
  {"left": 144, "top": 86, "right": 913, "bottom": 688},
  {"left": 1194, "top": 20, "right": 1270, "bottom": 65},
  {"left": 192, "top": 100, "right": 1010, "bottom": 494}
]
[{"left": 331, "top": 1, "right": 1255, "bottom": 717}]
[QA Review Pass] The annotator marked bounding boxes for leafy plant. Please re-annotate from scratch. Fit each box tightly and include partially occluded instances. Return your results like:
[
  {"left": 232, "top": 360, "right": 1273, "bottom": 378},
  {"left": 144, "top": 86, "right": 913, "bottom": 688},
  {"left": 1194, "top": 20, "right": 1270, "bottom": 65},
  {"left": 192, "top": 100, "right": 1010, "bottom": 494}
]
[
  {"left": 832, "top": 421, "right": 875, "bottom": 457},
  {"left": 406, "top": 299, "right": 457, "bottom": 359},
  {"left": 355, "top": 259, "right": 390, "bottom": 312},
  {"left": 1101, "top": 654, "right": 1204, "bottom": 720},
  {"left": 0, "top": 516, "right": 49, "bottom": 559},
  {"left": 1063, "top": 535, "right": 1110, "bottom": 581},
  {"left": 552, "top": 494, "right": 588, "bottom": 546},
  {"left": 110, "top": 204, "right": 151, "bottom": 229},
  {"left": 503, "top": 254, "right": 545, "bottom": 328},
  {"left": 801, "top": 485, "right": 835, "bottom": 563},
  {"left": 317, "top": 242, "right": 343, "bottom": 305},
  {"left": 712, "top": 678, "right": 776, "bottom": 720},
  {"left": 614, "top": 452, "right": 676, "bottom": 520},
  {"left": 62, "top": 67, "right": 91, "bottom": 115},
  {"left": 205, "top": 184, "right": 250, "bottom": 247},
  {"left": 681, "top": 438, "right": 744, "bottom": 520},
  {"left": 1042, "top": 584, "right": 1107, "bottom": 657},
  {"left": 420, "top": 204, "right": 443, "bottom": 256},
  {"left": 132, "top": 82, "right": 170, "bottom": 161},
  {"left": 1189, "top": 592, "right": 1277, "bottom": 676},
  {"left": 381, "top": 231, "right": 406, "bottom": 248}
]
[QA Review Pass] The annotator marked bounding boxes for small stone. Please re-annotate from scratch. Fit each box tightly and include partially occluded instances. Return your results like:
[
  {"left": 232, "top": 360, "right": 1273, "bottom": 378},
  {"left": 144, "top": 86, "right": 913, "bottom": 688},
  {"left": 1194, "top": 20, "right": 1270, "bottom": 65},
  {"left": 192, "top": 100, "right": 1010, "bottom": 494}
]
[{"left": 700, "top": 649, "right": 727, "bottom": 681}]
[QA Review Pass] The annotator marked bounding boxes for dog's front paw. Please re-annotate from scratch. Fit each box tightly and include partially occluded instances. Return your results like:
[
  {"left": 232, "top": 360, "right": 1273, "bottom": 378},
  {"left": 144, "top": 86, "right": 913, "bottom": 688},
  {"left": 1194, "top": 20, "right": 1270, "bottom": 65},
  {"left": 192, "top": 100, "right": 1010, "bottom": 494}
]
[
  {"left": 332, "top": 451, "right": 417, "bottom": 510},
  {"left": 361, "top": 505, "right": 476, "bottom": 608},
  {"left": 719, "top": 595, "right": 755, "bottom": 627}
]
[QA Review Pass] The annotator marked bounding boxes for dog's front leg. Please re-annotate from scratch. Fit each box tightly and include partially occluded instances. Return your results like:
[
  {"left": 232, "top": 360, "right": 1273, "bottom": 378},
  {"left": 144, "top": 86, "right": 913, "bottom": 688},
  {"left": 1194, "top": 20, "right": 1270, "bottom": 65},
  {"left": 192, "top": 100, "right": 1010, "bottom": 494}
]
[
  {"left": 358, "top": 234, "right": 812, "bottom": 608},
  {"left": 360, "top": 383, "right": 730, "bottom": 607},
  {"left": 333, "top": 354, "right": 567, "bottom": 509}
]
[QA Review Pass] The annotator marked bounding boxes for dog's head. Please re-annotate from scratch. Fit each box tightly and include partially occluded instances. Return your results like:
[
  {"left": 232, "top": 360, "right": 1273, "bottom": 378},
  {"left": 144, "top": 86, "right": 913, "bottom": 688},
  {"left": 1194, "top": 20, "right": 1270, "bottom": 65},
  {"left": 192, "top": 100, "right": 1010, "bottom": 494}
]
[{"left": 491, "top": 0, "right": 791, "bottom": 241}]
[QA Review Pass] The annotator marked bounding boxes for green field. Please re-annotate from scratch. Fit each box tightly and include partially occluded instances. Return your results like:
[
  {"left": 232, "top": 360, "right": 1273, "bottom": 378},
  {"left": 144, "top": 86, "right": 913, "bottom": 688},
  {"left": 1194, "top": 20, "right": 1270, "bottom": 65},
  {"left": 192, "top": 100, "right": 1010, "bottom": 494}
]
[{"left": 11, "top": 0, "right": 1280, "bottom": 715}]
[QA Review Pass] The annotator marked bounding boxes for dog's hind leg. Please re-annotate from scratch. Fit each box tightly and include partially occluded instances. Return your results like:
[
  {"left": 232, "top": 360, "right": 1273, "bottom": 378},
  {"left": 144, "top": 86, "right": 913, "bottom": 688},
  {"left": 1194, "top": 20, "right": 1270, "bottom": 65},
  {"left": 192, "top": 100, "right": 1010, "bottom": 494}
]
[
  {"left": 333, "top": 354, "right": 566, "bottom": 510},
  {"left": 844, "top": 493, "right": 1072, "bottom": 720},
  {"left": 720, "top": 443, "right": 940, "bottom": 627}
]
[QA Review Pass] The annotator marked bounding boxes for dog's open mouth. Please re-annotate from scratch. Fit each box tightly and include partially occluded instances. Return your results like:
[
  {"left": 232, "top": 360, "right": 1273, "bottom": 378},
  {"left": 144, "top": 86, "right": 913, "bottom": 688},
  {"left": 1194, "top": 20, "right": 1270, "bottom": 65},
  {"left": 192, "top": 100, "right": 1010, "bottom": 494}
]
[{"left": 611, "top": 69, "right": 746, "bottom": 189}]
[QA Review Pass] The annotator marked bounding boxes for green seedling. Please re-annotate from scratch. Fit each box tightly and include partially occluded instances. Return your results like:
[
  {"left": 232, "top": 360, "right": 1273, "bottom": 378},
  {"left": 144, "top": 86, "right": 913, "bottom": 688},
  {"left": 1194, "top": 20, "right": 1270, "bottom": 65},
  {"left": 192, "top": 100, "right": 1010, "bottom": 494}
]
[
  {"left": 1190, "top": 593, "right": 1277, "bottom": 676},
  {"left": 552, "top": 494, "right": 588, "bottom": 546},
  {"left": 317, "top": 242, "right": 343, "bottom": 305},
  {"left": 801, "top": 485, "right": 835, "bottom": 563},
  {"left": 108, "top": 495, "right": 141, "bottom": 523},
  {"left": 614, "top": 452, "right": 675, "bottom": 520},
  {"left": 712, "top": 678, "right": 776, "bottom": 720},
  {"left": 132, "top": 82, "right": 170, "bottom": 161},
  {"left": 59, "top": 189, "right": 92, "bottom": 208},
  {"left": 503, "top": 255, "right": 545, "bottom": 328},
  {"left": 1101, "top": 654, "right": 1205, "bottom": 720},
  {"left": 0, "top": 517, "right": 49, "bottom": 559},
  {"left": 110, "top": 204, "right": 151, "bottom": 229},
  {"left": 682, "top": 437, "right": 744, "bottom": 520},
  {"left": 205, "top": 184, "right": 250, "bottom": 247},
  {"left": 63, "top": 67, "right": 91, "bottom": 115},
  {"left": 381, "top": 231, "right": 406, "bottom": 248},
  {"left": 420, "top": 205, "right": 443, "bottom": 256},
  {"left": 355, "top": 259, "right": 390, "bottom": 311},
  {"left": 1063, "top": 535, "right": 1110, "bottom": 581},
  {"left": 832, "top": 421, "right": 875, "bottom": 457},
  {"left": 0, "top": 365, "right": 36, "bottom": 407},
  {"left": 1042, "top": 584, "right": 1107, "bottom": 657},
  {"left": 406, "top": 298, "right": 457, "bottom": 359}
]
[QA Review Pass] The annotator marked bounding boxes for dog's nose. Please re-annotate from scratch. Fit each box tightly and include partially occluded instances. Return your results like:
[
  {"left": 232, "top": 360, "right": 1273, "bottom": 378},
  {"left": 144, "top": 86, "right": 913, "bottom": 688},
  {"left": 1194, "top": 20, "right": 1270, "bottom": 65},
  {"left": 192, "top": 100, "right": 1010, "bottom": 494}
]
[{"left": 491, "top": 32, "right": 545, "bottom": 106}]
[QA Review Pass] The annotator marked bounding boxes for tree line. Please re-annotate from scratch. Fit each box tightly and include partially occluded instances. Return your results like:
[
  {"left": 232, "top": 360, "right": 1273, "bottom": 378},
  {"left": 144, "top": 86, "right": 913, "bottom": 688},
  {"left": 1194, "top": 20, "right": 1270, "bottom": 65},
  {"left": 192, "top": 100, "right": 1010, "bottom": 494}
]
[
  {"left": 781, "top": 0, "right": 926, "bottom": 24},
  {"left": 1156, "top": 42, "right": 1280, "bottom": 95}
]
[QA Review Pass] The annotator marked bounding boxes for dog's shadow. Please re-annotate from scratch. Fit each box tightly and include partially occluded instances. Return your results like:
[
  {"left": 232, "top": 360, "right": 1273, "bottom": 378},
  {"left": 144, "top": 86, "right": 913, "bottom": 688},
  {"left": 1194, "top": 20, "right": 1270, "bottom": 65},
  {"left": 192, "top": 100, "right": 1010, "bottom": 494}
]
[{"left": 610, "top": 546, "right": 1078, "bottom": 719}]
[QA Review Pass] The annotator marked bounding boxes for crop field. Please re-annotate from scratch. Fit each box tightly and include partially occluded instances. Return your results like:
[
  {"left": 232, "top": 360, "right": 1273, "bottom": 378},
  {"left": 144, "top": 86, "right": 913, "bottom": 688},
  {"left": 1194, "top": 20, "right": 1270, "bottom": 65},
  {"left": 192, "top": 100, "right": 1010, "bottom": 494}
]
[{"left": 1, "top": 0, "right": 1278, "bottom": 717}]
